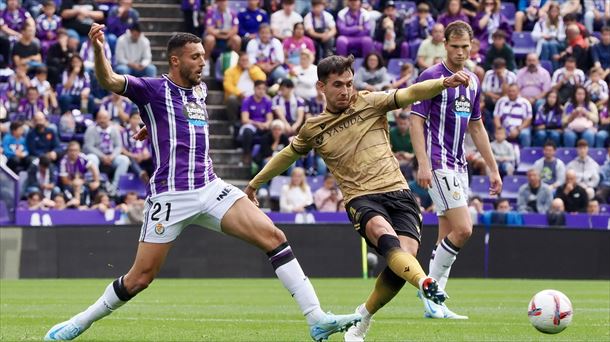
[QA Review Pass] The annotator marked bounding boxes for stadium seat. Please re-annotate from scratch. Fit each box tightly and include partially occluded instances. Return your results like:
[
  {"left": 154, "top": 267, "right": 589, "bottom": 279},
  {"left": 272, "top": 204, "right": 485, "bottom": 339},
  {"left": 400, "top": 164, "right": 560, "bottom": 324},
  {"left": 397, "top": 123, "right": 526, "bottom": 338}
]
[
  {"left": 117, "top": 173, "right": 147, "bottom": 198},
  {"left": 500, "top": 2, "right": 516, "bottom": 25},
  {"left": 394, "top": 1, "right": 416, "bottom": 14},
  {"left": 309, "top": 175, "right": 325, "bottom": 193},
  {"left": 502, "top": 175, "right": 527, "bottom": 199},
  {"left": 269, "top": 175, "right": 290, "bottom": 199},
  {"left": 522, "top": 213, "right": 548, "bottom": 226},
  {"left": 556, "top": 147, "right": 577, "bottom": 164},
  {"left": 228, "top": 0, "right": 247, "bottom": 12},
  {"left": 517, "top": 147, "right": 543, "bottom": 173},
  {"left": 592, "top": 31, "right": 602, "bottom": 40},
  {"left": 387, "top": 58, "right": 414, "bottom": 78},
  {"left": 408, "top": 39, "right": 422, "bottom": 60},
  {"left": 565, "top": 213, "right": 591, "bottom": 228},
  {"left": 600, "top": 204, "right": 610, "bottom": 214},
  {"left": 589, "top": 148, "right": 607, "bottom": 165},
  {"left": 591, "top": 215, "right": 610, "bottom": 229},
  {"left": 471, "top": 176, "right": 491, "bottom": 199},
  {"left": 353, "top": 58, "right": 364, "bottom": 70},
  {"left": 512, "top": 32, "right": 535, "bottom": 58},
  {"left": 540, "top": 60, "right": 553, "bottom": 75}
]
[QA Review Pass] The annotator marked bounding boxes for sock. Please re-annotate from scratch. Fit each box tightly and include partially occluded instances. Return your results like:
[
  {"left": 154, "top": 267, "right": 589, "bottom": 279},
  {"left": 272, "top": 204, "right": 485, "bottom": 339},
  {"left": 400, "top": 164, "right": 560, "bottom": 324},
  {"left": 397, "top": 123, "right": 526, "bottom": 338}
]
[
  {"left": 364, "top": 266, "right": 406, "bottom": 316},
  {"left": 377, "top": 234, "right": 426, "bottom": 288},
  {"left": 429, "top": 237, "right": 460, "bottom": 290},
  {"left": 268, "top": 242, "right": 325, "bottom": 325},
  {"left": 73, "top": 276, "right": 134, "bottom": 328}
]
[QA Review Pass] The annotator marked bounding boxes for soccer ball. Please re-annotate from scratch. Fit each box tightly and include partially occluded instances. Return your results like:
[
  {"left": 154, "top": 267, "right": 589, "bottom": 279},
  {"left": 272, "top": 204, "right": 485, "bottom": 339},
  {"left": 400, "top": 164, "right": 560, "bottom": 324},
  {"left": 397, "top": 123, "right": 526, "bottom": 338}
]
[{"left": 528, "top": 289, "right": 573, "bottom": 334}]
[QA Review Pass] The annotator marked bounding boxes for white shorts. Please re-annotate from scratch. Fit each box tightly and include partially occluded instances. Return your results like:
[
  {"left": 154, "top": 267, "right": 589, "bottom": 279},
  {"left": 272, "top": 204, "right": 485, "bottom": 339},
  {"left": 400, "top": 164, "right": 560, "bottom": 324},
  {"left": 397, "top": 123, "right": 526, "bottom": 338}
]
[
  {"left": 139, "top": 178, "right": 245, "bottom": 243},
  {"left": 429, "top": 169, "right": 469, "bottom": 216}
]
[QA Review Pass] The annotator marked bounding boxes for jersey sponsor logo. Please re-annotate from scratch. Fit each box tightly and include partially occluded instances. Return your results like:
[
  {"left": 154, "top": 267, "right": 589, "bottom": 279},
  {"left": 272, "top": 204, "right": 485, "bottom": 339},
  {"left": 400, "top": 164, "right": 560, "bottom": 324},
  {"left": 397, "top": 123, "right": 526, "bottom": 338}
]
[
  {"left": 216, "top": 186, "right": 233, "bottom": 201},
  {"left": 454, "top": 95, "right": 472, "bottom": 118},
  {"left": 183, "top": 101, "right": 209, "bottom": 127},
  {"left": 155, "top": 223, "right": 165, "bottom": 235},
  {"left": 317, "top": 114, "right": 365, "bottom": 144}
]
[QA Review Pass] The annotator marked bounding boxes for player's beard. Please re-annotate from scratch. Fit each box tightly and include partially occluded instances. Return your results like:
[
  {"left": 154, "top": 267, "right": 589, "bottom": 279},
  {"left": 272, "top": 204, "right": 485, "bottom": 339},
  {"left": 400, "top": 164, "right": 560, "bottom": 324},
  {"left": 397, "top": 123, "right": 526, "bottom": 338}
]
[{"left": 180, "top": 65, "right": 200, "bottom": 87}]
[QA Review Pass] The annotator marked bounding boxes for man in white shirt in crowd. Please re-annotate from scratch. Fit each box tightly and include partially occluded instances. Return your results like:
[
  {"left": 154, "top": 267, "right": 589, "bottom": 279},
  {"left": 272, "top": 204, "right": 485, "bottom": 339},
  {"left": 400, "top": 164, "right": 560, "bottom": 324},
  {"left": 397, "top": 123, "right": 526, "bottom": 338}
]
[{"left": 114, "top": 23, "right": 156, "bottom": 77}]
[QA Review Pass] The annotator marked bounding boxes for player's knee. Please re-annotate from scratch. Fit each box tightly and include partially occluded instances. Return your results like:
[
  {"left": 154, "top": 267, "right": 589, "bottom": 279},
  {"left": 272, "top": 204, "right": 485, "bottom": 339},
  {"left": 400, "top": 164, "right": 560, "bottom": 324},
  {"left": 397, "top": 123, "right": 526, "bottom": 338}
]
[
  {"left": 453, "top": 225, "right": 472, "bottom": 243},
  {"left": 266, "top": 226, "right": 287, "bottom": 249},
  {"left": 365, "top": 216, "right": 395, "bottom": 243}
]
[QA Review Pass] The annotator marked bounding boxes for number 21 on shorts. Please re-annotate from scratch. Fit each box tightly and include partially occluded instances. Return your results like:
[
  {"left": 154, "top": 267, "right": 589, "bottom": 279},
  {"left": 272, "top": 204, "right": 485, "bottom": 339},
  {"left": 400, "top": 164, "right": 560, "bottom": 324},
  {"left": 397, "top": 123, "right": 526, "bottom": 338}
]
[{"left": 150, "top": 202, "right": 172, "bottom": 221}]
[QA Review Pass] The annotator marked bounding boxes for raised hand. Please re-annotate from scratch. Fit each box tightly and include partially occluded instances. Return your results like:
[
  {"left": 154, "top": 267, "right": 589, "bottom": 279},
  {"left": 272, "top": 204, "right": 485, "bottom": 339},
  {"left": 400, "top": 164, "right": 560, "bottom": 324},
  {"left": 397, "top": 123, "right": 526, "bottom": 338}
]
[
  {"left": 88, "top": 23, "right": 106, "bottom": 51},
  {"left": 443, "top": 71, "right": 471, "bottom": 88}
]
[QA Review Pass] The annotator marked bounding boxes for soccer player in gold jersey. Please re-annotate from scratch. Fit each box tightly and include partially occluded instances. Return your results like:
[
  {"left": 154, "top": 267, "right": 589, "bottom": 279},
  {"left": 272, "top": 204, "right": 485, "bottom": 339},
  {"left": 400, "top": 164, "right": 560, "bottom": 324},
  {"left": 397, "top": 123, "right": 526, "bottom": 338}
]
[{"left": 245, "top": 54, "right": 471, "bottom": 341}]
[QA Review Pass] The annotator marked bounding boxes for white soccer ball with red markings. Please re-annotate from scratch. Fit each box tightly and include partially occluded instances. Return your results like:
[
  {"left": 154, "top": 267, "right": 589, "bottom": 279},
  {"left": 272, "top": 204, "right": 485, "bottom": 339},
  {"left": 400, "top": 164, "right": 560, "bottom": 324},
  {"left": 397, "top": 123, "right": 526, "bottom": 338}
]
[{"left": 528, "top": 289, "right": 573, "bottom": 334}]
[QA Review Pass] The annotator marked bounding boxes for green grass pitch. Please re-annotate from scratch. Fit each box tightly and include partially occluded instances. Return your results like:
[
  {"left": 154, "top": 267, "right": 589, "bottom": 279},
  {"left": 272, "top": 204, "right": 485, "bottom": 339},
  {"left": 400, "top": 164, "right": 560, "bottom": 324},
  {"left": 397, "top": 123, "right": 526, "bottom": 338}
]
[{"left": 1, "top": 278, "right": 608, "bottom": 341}]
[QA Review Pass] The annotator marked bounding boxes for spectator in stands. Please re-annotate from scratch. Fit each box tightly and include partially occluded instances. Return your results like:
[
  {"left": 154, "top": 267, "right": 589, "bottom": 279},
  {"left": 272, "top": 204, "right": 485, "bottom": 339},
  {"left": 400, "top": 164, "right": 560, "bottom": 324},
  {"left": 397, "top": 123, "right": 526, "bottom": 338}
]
[
  {"left": 597, "top": 146, "right": 610, "bottom": 202},
  {"left": 181, "top": 0, "right": 201, "bottom": 36},
  {"left": 272, "top": 78, "right": 305, "bottom": 135},
  {"left": 473, "top": 0, "right": 512, "bottom": 54},
  {"left": 35, "top": 0, "right": 62, "bottom": 55},
  {"left": 483, "top": 58, "right": 517, "bottom": 109},
  {"left": 239, "top": 80, "right": 273, "bottom": 165},
  {"left": 255, "top": 119, "right": 289, "bottom": 171},
  {"left": 416, "top": 23, "right": 446, "bottom": 70},
  {"left": 584, "top": 0, "right": 609, "bottom": 33},
  {"left": 80, "top": 26, "right": 112, "bottom": 72},
  {"left": 390, "top": 63, "right": 417, "bottom": 90},
  {"left": 26, "top": 111, "right": 61, "bottom": 162},
  {"left": 354, "top": 52, "right": 391, "bottom": 92},
  {"left": 336, "top": 0, "right": 373, "bottom": 57},
  {"left": 531, "top": 2, "right": 565, "bottom": 67},
  {"left": 437, "top": 0, "right": 470, "bottom": 28},
  {"left": 552, "top": 57, "right": 586, "bottom": 105},
  {"left": 17, "top": 87, "right": 47, "bottom": 123},
  {"left": 303, "top": 0, "right": 336, "bottom": 61},
  {"left": 534, "top": 91, "right": 564, "bottom": 146},
  {"left": 59, "top": 0, "right": 103, "bottom": 37},
  {"left": 406, "top": 2, "right": 435, "bottom": 41},
  {"left": 3, "top": 121, "right": 29, "bottom": 173},
  {"left": 26, "top": 190, "right": 55, "bottom": 210},
  {"left": 105, "top": 0, "right": 139, "bottom": 52},
  {"left": 100, "top": 92, "right": 133, "bottom": 126},
  {"left": 373, "top": 1, "right": 405, "bottom": 60},
  {"left": 314, "top": 174, "right": 343, "bottom": 212},
  {"left": 204, "top": 0, "right": 240, "bottom": 61},
  {"left": 567, "top": 139, "right": 601, "bottom": 198},
  {"left": 283, "top": 22, "right": 315, "bottom": 68},
  {"left": 494, "top": 198, "right": 511, "bottom": 213},
  {"left": 547, "top": 197, "right": 566, "bottom": 225},
  {"left": 464, "top": 132, "right": 488, "bottom": 175},
  {"left": 390, "top": 112, "right": 414, "bottom": 178},
  {"left": 59, "top": 140, "right": 99, "bottom": 203},
  {"left": 587, "top": 198, "right": 601, "bottom": 214},
  {"left": 1, "top": 0, "right": 34, "bottom": 40},
  {"left": 280, "top": 166, "right": 313, "bottom": 213},
  {"left": 515, "top": 0, "right": 543, "bottom": 32},
  {"left": 307, "top": 87, "right": 326, "bottom": 117},
  {"left": 556, "top": 24, "right": 592, "bottom": 72},
  {"left": 494, "top": 83, "right": 532, "bottom": 147},
  {"left": 517, "top": 53, "right": 552, "bottom": 109},
  {"left": 518, "top": 168, "right": 554, "bottom": 213},
  {"left": 45, "top": 28, "right": 79, "bottom": 87},
  {"left": 270, "top": 0, "right": 303, "bottom": 41},
  {"left": 12, "top": 24, "right": 42, "bottom": 69},
  {"left": 290, "top": 49, "right": 317, "bottom": 101},
  {"left": 246, "top": 23, "right": 286, "bottom": 84},
  {"left": 121, "top": 112, "right": 152, "bottom": 181},
  {"left": 534, "top": 140, "right": 566, "bottom": 190},
  {"left": 592, "top": 26, "right": 610, "bottom": 75},
  {"left": 58, "top": 55, "right": 93, "bottom": 114},
  {"left": 91, "top": 191, "right": 113, "bottom": 214},
  {"left": 115, "top": 23, "right": 156, "bottom": 78},
  {"left": 116, "top": 191, "right": 144, "bottom": 224},
  {"left": 214, "top": 35, "right": 241, "bottom": 81},
  {"left": 490, "top": 127, "right": 516, "bottom": 177},
  {"left": 238, "top": 0, "right": 269, "bottom": 44},
  {"left": 223, "top": 51, "right": 267, "bottom": 123},
  {"left": 468, "top": 195, "right": 484, "bottom": 224},
  {"left": 483, "top": 30, "right": 516, "bottom": 72},
  {"left": 600, "top": 101, "right": 610, "bottom": 145},
  {"left": 556, "top": 169, "right": 589, "bottom": 212},
  {"left": 31, "top": 66, "right": 58, "bottom": 111},
  {"left": 585, "top": 67, "right": 609, "bottom": 110},
  {"left": 83, "top": 108, "right": 130, "bottom": 194},
  {"left": 24, "top": 155, "right": 59, "bottom": 199},
  {"left": 6, "top": 64, "right": 30, "bottom": 107},
  {"left": 563, "top": 85, "right": 600, "bottom": 147}
]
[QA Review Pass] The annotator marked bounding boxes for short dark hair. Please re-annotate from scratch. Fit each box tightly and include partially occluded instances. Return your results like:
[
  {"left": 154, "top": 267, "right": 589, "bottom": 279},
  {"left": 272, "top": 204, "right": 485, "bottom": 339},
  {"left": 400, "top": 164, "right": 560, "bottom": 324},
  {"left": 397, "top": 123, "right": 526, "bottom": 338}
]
[
  {"left": 364, "top": 52, "right": 385, "bottom": 71},
  {"left": 9, "top": 121, "right": 23, "bottom": 132},
  {"left": 258, "top": 23, "right": 271, "bottom": 33},
  {"left": 492, "top": 57, "right": 506, "bottom": 69},
  {"left": 492, "top": 29, "right": 506, "bottom": 40},
  {"left": 27, "top": 86, "right": 38, "bottom": 93},
  {"left": 565, "top": 56, "right": 577, "bottom": 64},
  {"left": 311, "top": 0, "right": 326, "bottom": 6},
  {"left": 494, "top": 198, "right": 509, "bottom": 209},
  {"left": 43, "top": 0, "right": 55, "bottom": 7},
  {"left": 167, "top": 32, "right": 202, "bottom": 61},
  {"left": 130, "top": 22, "right": 141, "bottom": 33},
  {"left": 576, "top": 139, "right": 589, "bottom": 147},
  {"left": 601, "top": 26, "right": 610, "bottom": 33},
  {"left": 39, "top": 155, "right": 51, "bottom": 168},
  {"left": 254, "top": 80, "right": 267, "bottom": 87},
  {"left": 544, "top": 140, "right": 557, "bottom": 149},
  {"left": 444, "top": 20, "right": 473, "bottom": 41},
  {"left": 280, "top": 78, "right": 294, "bottom": 88},
  {"left": 317, "top": 55, "right": 354, "bottom": 83},
  {"left": 563, "top": 13, "right": 578, "bottom": 22}
]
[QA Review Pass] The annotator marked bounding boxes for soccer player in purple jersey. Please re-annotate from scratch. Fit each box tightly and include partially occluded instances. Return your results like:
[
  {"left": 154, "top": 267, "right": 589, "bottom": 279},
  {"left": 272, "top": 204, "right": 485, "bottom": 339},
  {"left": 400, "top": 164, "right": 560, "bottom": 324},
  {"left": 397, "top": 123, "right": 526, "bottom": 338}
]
[
  {"left": 410, "top": 21, "right": 503, "bottom": 320},
  {"left": 44, "top": 23, "right": 361, "bottom": 342}
]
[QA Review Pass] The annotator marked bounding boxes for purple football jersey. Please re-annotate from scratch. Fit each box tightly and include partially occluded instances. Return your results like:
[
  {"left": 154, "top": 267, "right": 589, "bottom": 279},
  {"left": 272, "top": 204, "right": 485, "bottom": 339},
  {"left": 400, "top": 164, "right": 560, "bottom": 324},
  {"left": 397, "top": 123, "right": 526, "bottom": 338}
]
[
  {"left": 121, "top": 74, "right": 216, "bottom": 196},
  {"left": 59, "top": 153, "right": 90, "bottom": 179},
  {"left": 411, "top": 62, "right": 481, "bottom": 173}
]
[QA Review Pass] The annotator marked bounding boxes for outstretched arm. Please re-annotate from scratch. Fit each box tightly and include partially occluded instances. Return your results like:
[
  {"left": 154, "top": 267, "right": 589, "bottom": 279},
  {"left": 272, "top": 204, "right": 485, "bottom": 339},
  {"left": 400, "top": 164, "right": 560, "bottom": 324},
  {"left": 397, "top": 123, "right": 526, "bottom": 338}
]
[
  {"left": 395, "top": 71, "right": 470, "bottom": 107},
  {"left": 89, "top": 23, "right": 125, "bottom": 94}
]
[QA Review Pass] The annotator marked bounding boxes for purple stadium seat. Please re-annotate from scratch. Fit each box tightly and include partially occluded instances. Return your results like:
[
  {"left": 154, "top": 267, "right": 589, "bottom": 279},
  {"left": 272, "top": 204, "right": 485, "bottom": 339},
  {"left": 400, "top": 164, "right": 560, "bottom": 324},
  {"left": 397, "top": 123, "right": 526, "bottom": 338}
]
[
  {"left": 48, "top": 114, "right": 61, "bottom": 126},
  {"left": 482, "top": 202, "right": 494, "bottom": 211},
  {"left": 565, "top": 214, "right": 591, "bottom": 228},
  {"left": 118, "top": 173, "right": 147, "bottom": 198},
  {"left": 409, "top": 39, "right": 422, "bottom": 60},
  {"left": 471, "top": 176, "right": 491, "bottom": 199},
  {"left": 589, "top": 148, "right": 607, "bottom": 165},
  {"left": 387, "top": 58, "right": 412, "bottom": 78},
  {"left": 591, "top": 215, "right": 610, "bottom": 229},
  {"left": 500, "top": 2, "right": 516, "bottom": 25},
  {"left": 522, "top": 213, "right": 548, "bottom": 226},
  {"left": 251, "top": 144, "right": 261, "bottom": 158},
  {"left": 512, "top": 32, "right": 535, "bottom": 57},
  {"left": 269, "top": 176, "right": 290, "bottom": 199},
  {"left": 353, "top": 58, "right": 364, "bottom": 70},
  {"left": 0, "top": 200, "right": 8, "bottom": 224},
  {"left": 556, "top": 147, "right": 577, "bottom": 164},
  {"left": 592, "top": 31, "right": 602, "bottom": 40},
  {"left": 395, "top": 1, "right": 416, "bottom": 14},
  {"left": 540, "top": 60, "right": 553, "bottom": 75},
  {"left": 309, "top": 176, "right": 325, "bottom": 193},
  {"left": 228, "top": 0, "right": 247, "bottom": 12},
  {"left": 517, "top": 147, "right": 543, "bottom": 173},
  {"left": 502, "top": 175, "right": 528, "bottom": 199},
  {"left": 600, "top": 204, "right": 610, "bottom": 214}
]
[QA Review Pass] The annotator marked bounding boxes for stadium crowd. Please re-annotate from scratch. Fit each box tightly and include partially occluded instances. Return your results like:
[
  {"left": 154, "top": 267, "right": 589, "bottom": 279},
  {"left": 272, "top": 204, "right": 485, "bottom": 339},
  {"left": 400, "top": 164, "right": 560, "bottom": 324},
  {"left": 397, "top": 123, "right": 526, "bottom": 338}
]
[{"left": 0, "top": 0, "right": 609, "bottom": 223}]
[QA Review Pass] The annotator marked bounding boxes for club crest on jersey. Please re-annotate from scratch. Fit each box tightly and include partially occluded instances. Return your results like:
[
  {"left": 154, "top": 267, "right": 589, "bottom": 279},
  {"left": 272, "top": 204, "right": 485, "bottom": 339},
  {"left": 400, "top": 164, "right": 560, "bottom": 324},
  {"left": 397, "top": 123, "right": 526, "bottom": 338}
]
[
  {"left": 454, "top": 95, "right": 471, "bottom": 118},
  {"left": 183, "top": 101, "right": 208, "bottom": 127},
  {"left": 155, "top": 223, "right": 164, "bottom": 235},
  {"left": 194, "top": 85, "right": 207, "bottom": 100}
]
